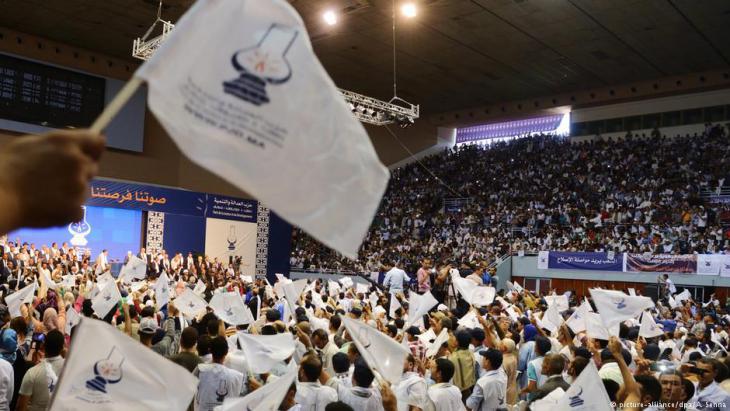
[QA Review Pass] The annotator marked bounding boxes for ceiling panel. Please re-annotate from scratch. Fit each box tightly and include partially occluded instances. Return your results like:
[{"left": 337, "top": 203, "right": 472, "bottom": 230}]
[{"left": 0, "top": 0, "right": 727, "bottom": 114}]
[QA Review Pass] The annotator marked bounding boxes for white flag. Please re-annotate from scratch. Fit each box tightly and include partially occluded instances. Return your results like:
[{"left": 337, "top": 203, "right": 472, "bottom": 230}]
[
  {"left": 193, "top": 280, "right": 207, "bottom": 296},
  {"left": 356, "top": 282, "right": 370, "bottom": 295},
  {"left": 537, "top": 251, "right": 549, "bottom": 269},
  {"left": 389, "top": 294, "right": 401, "bottom": 319},
  {"left": 62, "top": 275, "right": 77, "bottom": 288},
  {"left": 92, "top": 280, "right": 122, "bottom": 318},
  {"left": 311, "top": 291, "right": 327, "bottom": 310},
  {"left": 555, "top": 361, "right": 613, "bottom": 411},
  {"left": 506, "top": 281, "right": 524, "bottom": 293},
  {"left": 217, "top": 368, "right": 296, "bottom": 411},
  {"left": 174, "top": 288, "right": 208, "bottom": 318},
  {"left": 584, "top": 312, "right": 619, "bottom": 340},
  {"left": 675, "top": 289, "right": 692, "bottom": 302},
  {"left": 153, "top": 272, "right": 171, "bottom": 308},
  {"left": 543, "top": 302, "right": 563, "bottom": 331},
  {"left": 134, "top": 0, "right": 389, "bottom": 258},
  {"left": 667, "top": 295, "right": 679, "bottom": 309},
  {"left": 282, "top": 279, "right": 307, "bottom": 314},
  {"left": 339, "top": 277, "right": 354, "bottom": 289},
  {"left": 120, "top": 255, "right": 147, "bottom": 281},
  {"left": 639, "top": 312, "right": 663, "bottom": 338},
  {"left": 628, "top": 288, "right": 636, "bottom": 296},
  {"left": 49, "top": 318, "right": 197, "bottom": 411},
  {"left": 417, "top": 328, "right": 436, "bottom": 346},
  {"left": 406, "top": 291, "right": 438, "bottom": 327},
  {"left": 6, "top": 282, "right": 37, "bottom": 318},
  {"left": 697, "top": 254, "right": 723, "bottom": 275},
  {"left": 426, "top": 328, "right": 450, "bottom": 358},
  {"left": 590, "top": 288, "right": 653, "bottom": 328},
  {"left": 328, "top": 280, "right": 341, "bottom": 297},
  {"left": 65, "top": 308, "right": 81, "bottom": 335},
  {"left": 457, "top": 311, "right": 482, "bottom": 330},
  {"left": 97, "top": 272, "right": 114, "bottom": 290},
  {"left": 343, "top": 317, "right": 410, "bottom": 383},
  {"left": 566, "top": 302, "right": 589, "bottom": 334},
  {"left": 544, "top": 295, "right": 569, "bottom": 312},
  {"left": 711, "top": 329, "right": 728, "bottom": 353},
  {"left": 210, "top": 292, "right": 254, "bottom": 325},
  {"left": 41, "top": 269, "right": 57, "bottom": 290},
  {"left": 453, "top": 276, "right": 495, "bottom": 307},
  {"left": 237, "top": 332, "right": 296, "bottom": 374}
]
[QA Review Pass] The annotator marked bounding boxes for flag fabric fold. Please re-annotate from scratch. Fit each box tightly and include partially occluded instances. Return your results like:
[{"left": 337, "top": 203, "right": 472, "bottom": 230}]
[
  {"left": 343, "top": 317, "right": 410, "bottom": 383},
  {"left": 639, "top": 312, "right": 663, "bottom": 338},
  {"left": 589, "top": 288, "right": 653, "bottom": 328},
  {"left": 216, "top": 368, "right": 297, "bottom": 411},
  {"left": 236, "top": 332, "right": 296, "bottom": 374},
  {"left": 92, "top": 280, "right": 122, "bottom": 318},
  {"left": 49, "top": 318, "right": 198, "bottom": 411},
  {"left": 174, "top": 288, "right": 209, "bottom": 318},
  {"left": 210, "top": 292, "right": 255, "bottom": 325},
  {"left": 6, "top": 282, "right": 37, "bottom": 317},
  {"left": 555, "top": 361, "right": 613, "bottom": 411},
  {"left": 134, "top": 0, "right": 389, "bottom": 258}
]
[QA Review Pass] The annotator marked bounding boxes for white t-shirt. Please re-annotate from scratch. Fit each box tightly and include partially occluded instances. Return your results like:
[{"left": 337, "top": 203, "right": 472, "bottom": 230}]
[
  {"left": 193, "top": 363, "right": 244, "bottom": 411},
  {"left": 0, "top": 358, "right": 13, "bottom": 411}
]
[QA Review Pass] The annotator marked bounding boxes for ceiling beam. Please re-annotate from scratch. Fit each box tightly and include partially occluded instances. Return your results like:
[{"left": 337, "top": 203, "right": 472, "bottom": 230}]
[
  {"left": 665, "top": 0, "right": 730, "bottom": 66},
  {"left": 567, "top": 0, "right": 667, "bottom": 77},
  {"left": 469, "top": 0, "right": 609, "bottom": 86}
]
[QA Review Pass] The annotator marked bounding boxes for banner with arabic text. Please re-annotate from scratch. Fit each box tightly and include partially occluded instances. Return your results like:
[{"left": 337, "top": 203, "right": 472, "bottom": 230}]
[
  {"left": 546, "top": 252, "right": 624, "bottom": 272},
  {"left": 625, "top": 254, "right": 696, "bottom": 273}
]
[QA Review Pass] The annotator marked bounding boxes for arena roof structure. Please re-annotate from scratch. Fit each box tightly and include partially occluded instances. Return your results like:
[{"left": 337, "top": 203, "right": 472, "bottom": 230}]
[{"left": 0, "top": 0, "right": 728, "bottom": 115}]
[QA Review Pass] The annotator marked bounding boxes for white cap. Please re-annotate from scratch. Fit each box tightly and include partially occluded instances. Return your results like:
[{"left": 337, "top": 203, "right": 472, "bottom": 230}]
[{"left": 437, "top": 304, "right": 448, "bottom": 312}]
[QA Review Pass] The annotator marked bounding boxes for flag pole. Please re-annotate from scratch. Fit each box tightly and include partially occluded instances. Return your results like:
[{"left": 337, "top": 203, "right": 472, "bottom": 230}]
[{"left": 90, "top": 77, "right": 145, "bottom": 133}]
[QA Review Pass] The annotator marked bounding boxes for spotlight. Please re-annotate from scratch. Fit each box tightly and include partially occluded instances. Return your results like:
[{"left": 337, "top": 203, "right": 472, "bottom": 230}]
[
  {"left": 323, "top": 10, "right": 338, "bottom": 26},
  {"left": 401, "top": 2, "right": 417, "bottom": 18}
]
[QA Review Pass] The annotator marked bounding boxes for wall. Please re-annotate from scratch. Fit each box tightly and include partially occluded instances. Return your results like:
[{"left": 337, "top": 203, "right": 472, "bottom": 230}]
[
  {"left": 570, "top": 124, "right": 708, "bottom": 143},
  {"left": 504, "top": 255, "right": 730, "bottom": 301},
  {"left": 432, "top": 69, "right": 730, "bottom": 129},
  {"left": 570, "top": 89, "right": 730, "bottom": 123}
]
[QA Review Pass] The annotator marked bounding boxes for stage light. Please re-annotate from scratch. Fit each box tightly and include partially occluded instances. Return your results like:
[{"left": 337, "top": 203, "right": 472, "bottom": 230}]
[
  {"left": 401, "top": 2, "right": 417, "bottom": 18},
  {"left": 323, "top": 10, "right": 338, "bottom": 26}
]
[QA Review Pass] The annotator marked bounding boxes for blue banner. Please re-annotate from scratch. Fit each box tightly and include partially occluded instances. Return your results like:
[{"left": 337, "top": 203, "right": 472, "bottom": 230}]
[
  {"left": 87, "top": 179, "right": 257, "bottom": 222},
  {"left": 548, "top": 252, "right": 623, "bottom": 271}
]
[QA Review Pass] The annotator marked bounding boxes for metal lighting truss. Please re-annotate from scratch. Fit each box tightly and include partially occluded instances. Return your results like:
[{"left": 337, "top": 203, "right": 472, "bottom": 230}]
[{"left": 132, "top": 20, "right": 419, "bottom": 127}]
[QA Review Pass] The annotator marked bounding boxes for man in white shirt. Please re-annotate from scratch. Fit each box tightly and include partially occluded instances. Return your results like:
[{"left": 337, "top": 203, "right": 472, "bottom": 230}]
[
  {"left": 95, "top": 249, "right": 109, "bottom": 274},
  {"left": 466, "top": 348, "right": 507, "bottom": 411},
  {"left": 0, "top": 357, "right": 11, "bottom": 411},
  {"left": 324, "top": 359, "right": 383, "bottom": 411},
  {"left": 693, "top": 358, "right": 730, "bottom": 411},
  {"left": 312, "top": 329, "right": 339, "bottom": 376},
  {"left": 395, "top": 355, "right": 427, "bottom": 411},
  {"left": 295, "top": 355, "right": 338, "bottom": 411},
  {"left": 17, "top": 330, "right": 65, "bottom": 411},
  {"left": 193, "top": 336, "right": 244, "bottom": 411},
  {"left": 426, "top": 358, "right": 465, "bottom": 411},
  {"left": 663, "top": 274, "right": 677, "bottom": 297},
  {"left": 383, "top": 262, "right": 410, "bottom": 294}
]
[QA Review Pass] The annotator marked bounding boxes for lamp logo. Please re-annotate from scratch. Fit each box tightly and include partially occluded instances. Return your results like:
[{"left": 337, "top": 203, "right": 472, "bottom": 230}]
[{"left": 224, "top": 24, "right": 299, "bottom": 106}]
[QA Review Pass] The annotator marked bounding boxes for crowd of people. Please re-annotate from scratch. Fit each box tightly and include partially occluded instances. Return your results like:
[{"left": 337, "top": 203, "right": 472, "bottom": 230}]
[
  {"left": 0, "top": 248, "right": 729, "bottom": 411},
  {"left": 290, "top": 124, "right": 730, "bottom": 275}
]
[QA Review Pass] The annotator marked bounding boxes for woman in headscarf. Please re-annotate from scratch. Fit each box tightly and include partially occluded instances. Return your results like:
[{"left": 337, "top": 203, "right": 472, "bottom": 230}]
[
  {"left": 517, "top": 323, "right": 538, "bottom": 391},
  {"left": 500, "top": 337, "right": 519, "bottom": 405}
]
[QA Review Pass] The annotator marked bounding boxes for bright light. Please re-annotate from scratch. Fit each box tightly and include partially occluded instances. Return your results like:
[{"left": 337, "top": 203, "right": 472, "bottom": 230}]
[
  {"left": 323, "top": 10, "right": 338, "bottom": 26},
  {"left": 401, "top": 2, "right": 417, "bottom": 18}
]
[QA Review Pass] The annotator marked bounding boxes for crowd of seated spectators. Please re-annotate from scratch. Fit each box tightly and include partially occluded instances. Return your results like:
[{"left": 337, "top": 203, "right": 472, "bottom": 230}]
[{"left": 290, "top": 123, "right": 730, "bottom": 274}]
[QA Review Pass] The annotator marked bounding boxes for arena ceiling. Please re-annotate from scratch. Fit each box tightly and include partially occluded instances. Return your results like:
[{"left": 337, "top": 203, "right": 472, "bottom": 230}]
[{"left": 1, "top": 0, "right": 729, "bottom": 114}]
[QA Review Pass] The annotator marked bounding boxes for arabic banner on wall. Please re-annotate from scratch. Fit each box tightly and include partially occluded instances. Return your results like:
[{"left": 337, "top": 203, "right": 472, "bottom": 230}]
[
  {"left": 625, "top": 254, "right": 697, "bottom": 273},
  {"left": 546, "top": 252, "right": 624, "bottom": 272},
  {"left": 87, "top": 179, "right": 257, "bottom": 222}
]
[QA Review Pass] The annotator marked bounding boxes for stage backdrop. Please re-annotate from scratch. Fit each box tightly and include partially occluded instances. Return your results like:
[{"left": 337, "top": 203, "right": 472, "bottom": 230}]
[
  {"left": 204, "top": 218, "right": 258, "bottom": 277},
  {"left": 9, "top": 206, "right": 143, "bottom": 262},
  {"left": 83, "top": 178, "right": 291, "bottom": 281}
]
